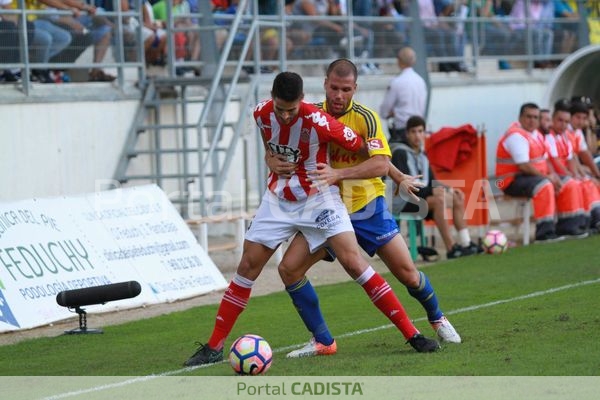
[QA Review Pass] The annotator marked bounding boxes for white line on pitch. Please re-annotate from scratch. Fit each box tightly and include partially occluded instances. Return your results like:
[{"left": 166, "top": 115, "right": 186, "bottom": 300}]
[{"left": 40, "top": 277, "right": 600, "bottom": 400}]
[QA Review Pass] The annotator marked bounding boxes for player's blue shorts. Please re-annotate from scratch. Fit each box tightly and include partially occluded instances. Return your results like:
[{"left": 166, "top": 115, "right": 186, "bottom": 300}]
[
  {"left": 322, "top": 196, "right": 399, "bottom": 261},
  {"left": 350, "top": 196, "right": 399, "bottom": 256}
]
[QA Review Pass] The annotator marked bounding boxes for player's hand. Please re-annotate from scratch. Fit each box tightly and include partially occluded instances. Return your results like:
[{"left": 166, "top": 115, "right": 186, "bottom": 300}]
[
  {"left": 395, "top": 176, "right": 424, "bottom": 203},
  {"left": 307, "top": 163, "right": 340, "bottom": 188},
  {"left": 265, "top": 152, "right": 296, "bottom": 178}
]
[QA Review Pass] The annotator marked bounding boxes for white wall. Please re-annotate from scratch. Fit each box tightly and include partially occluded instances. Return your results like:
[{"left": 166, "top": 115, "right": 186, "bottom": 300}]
[
  {"left": 0, "top": 100, "right": 138, "bottom": 202},
  {"left": 0, "top": 72, "right": 551, "bottom": 204}
]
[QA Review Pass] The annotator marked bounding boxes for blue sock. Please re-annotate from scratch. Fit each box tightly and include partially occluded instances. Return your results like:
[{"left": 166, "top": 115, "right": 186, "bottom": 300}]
[
  {"left": 286, "top": 277, "right": 334, "bottom": 345},
  {"left": 406, "top": 271, "right": 443, "bottom": 322}
]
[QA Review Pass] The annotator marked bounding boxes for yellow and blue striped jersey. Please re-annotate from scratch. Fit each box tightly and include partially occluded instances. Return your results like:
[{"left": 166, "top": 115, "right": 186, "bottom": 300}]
[{"left": 318, "top": 100, "right": 391, "bottom": 213}]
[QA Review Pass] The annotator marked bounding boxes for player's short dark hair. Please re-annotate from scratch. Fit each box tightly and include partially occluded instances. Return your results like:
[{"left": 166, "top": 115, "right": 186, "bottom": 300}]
[
  {"left": 519, "top": 102, "right": 539, "bottom": 116},
  {"left": 554, "top": 98, "right": 571, "bottom": 113},
  {"left": 571, "top": 95, "right": 593, "bottom": 110},
  {"left": 570, "top": 101, "right": 589, "bottom": 115},
  {"left": 326, "top": 58, "right": 358, "bottom": 81},
  {"left": 272, "top": 71, "right": 303, "bottom": 102},
  {"left": 406, "top": 115, "right": 426, "bottom": 131}
]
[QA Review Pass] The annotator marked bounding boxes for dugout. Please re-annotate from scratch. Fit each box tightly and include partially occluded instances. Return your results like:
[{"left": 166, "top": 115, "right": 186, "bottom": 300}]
[{"left": 544, "top": 44, "right": 600, "bottom": 109}]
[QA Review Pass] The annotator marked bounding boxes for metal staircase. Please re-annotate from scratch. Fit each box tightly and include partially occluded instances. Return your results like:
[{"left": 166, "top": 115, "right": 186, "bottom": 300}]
[{"left": 113, "top": 1, "right": 270, "bottom": 218}]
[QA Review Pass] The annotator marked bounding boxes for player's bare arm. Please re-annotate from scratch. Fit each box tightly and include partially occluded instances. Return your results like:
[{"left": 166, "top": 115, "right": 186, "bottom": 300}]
[{"left": 307, "top": 154, "right": 389, "bottom": 187}]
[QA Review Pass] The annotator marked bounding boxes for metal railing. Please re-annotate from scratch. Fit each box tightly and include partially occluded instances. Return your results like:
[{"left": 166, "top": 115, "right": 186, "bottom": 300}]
[{"left": 1, "top": 0, "right": 597, "bottom": 95}]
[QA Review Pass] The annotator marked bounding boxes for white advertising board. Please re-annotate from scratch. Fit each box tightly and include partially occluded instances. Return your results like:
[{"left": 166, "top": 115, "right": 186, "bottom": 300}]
[{"left": 0, "top": 184, "right": 228, "bottom": 332}]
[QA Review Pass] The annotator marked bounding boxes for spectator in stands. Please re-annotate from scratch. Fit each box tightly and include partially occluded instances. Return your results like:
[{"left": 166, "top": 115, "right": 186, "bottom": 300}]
[
  {"left": 509, "top": 0, "right": 555, "bottom": 68},
  {"left": 212, "top": 0, "right": 235, "bottom": 50},
  {"left": 45, "top": 0, "right": 116, "bottom": 81},
  {"left": 391, "top": 115, "right": 480, "bottom": 259},
  {"left": 290, "top": 0, "right": 372, "bottom": 61},
  {"left": 347, "top": 0, "right": 381, "bottom": 74},
  {"left": 495, "top": 102, "right": 585, "bottom": 242},
  {"left": 256, "top": 0, "right": 283, "bottom": 64},
  {"left": 1, "top": 1, "right": 18, "bottom": 81},
  {"left": 4, "top": 0, "right": 72, "bottom": 83},
  {"left": 211, "top": 0, "right": 282, "bottom": 74},
  {"left": 290, "top": 0, "right": 345, "bottom": 53},
  {"left": 379, "top": 46, "right": 428, "bottom": 144},
  {"left": 575, "top": 1, "right": 600, "bottom": 44},
  {"left": 140, "top": 0, "right": 167, "bottom": 66},
  {"left": 472, "top": 0, "right": 515, "bottom": 70},
  {"left": 374, "top": 0, "right": 408, "bottom": 58},
  {"left": 553, "top": 0, "right": 579, "bottom": 56},
  {"left": 153, "top": 0, "right": 201, "bottom": 76},
  {"left": 1, "top": 0, "right": 24, "bottom": 82},
  {"left": 436, "top": 0, "right": 470, "bottom": 72},
  {"left": 417, "top": 0, "right": 463, "bottom": 72},
  {"left": 94, "top": 0, "right": 139, "bottom": 63}
]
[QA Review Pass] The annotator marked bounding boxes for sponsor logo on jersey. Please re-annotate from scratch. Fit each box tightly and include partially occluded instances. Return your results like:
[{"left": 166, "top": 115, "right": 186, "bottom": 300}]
[
  {"left": 267, "top": 142, "right": 301, "bottom": 163},
  {"left": 367, "top": 138, "right": 384, "bottom": 150},
  {"left": 343, "top": 126, "right": 358, "bottom": 142},
  {"left": 329, "top": 147, "right": 359, "bottom": 164},
  {"left": 254, "top": 99, "right": 269, "bottom": 112},
  {"left": 300, "top": 128, "right": 311, "bottom": 143},
  {"left": 305, "top": 111, "right": 331, "bottom": 130}
]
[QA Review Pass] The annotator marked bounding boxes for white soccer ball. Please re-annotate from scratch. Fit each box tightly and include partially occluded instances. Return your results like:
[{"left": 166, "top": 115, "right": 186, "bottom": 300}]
[
  {"left": 229, "top": 334, "right": 272, "bottom": 375},
  {"left": 482, "top": 230, "right": 508, "bottom": 254}
]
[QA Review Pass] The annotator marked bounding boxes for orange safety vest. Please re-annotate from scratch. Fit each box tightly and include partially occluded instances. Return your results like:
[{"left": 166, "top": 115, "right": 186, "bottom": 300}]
[
  {"left": 567, "top": 128, "right": 584, "bottom": 154},
  {"left": 496, "top": 122, "right": 548, "bottom": 188},
  {"left": 545, "top": 130, "right": 572, "bottom": 175},
  {"left": 566, "top": 128, "right": 600, "bottom": 212}
]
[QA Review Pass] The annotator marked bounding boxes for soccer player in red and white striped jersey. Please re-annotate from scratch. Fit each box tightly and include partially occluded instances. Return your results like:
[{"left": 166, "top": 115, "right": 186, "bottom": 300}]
[{"left": 183, "top": 71, "right": 438, "bottom": 367}]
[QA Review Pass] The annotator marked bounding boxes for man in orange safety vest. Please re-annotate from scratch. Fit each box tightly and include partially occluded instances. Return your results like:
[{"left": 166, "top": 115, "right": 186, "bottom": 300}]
[{"left": 495, "top": 102, "right": 587, "bottom": 242}]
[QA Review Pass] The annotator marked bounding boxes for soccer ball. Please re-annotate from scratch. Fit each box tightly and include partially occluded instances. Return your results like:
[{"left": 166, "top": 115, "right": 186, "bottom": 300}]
[
  {"left": 229, "top": 334, "right": 272, "bottom": 375},
  {"left": 482, "top": 230, "right": 508, "bottom": 254}
]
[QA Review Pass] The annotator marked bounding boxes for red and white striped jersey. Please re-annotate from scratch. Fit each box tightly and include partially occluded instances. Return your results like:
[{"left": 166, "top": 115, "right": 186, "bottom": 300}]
[{"left": 254, "top": 99, "right": 362, "bottom": 201}]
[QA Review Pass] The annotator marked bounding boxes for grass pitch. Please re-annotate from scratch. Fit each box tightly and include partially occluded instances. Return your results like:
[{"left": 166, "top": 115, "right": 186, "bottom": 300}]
[{"left": 1, "top": 235, "right": 599, "bottom": 377}]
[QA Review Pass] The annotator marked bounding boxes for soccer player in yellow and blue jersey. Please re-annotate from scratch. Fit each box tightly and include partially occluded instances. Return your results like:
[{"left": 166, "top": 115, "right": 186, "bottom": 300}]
[{"left": 267, "top": 59, "right": 461, "bottom": 357}]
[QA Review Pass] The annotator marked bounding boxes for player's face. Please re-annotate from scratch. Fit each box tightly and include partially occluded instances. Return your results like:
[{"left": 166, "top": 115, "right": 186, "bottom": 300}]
[
  {"left": 272, "top": 97, "right": 302, "bottom": 125},
  {"left": 324, "top": 73, "right": 356, "bottom": 117},
  {"left": 570, "top": 111, "right": 588, "bottom": 129},
  {"left": 552, "top": 110, "right": 571, "bottom": 134},
  {"left": 406, "top": 125, "right": 425, "bottom": 151},
  {"left": 519, "top": 108, "right": 540, "bottom": 132},
  {"left": 539, "top": 111, "right": 551, "bottom": 132}
]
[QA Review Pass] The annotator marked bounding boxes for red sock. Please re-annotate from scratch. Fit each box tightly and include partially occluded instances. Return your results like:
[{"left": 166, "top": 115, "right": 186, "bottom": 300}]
[
  {"left": 207, "top": 280, "right": 252, "bottom": 350},
  {"left": 360, "top": 272, "right": 418, "bottom": 339}
]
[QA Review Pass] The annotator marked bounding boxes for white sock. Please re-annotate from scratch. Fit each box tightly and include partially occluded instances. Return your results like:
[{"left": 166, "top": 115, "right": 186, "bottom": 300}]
[
  {"left": 458, "top": 228, "right": 471, "bottom": 247},
  {"left": 232, "top": 273, "right": 255, "bottom": 289},
  {"left": 355, "top": 266, "right": 375, "bottom": 285}
]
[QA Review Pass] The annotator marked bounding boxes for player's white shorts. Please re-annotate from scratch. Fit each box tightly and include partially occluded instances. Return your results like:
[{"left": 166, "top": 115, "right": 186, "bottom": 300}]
[{"left": 245, "top": 189, "right": 354, "bottom": 253}]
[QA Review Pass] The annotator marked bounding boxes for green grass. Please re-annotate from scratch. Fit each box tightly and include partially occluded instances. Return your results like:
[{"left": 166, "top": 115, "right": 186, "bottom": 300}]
[{"left": 1, "top": 236, "right": 599, "bottom": 377}]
